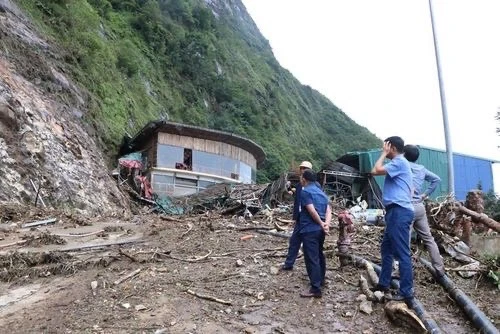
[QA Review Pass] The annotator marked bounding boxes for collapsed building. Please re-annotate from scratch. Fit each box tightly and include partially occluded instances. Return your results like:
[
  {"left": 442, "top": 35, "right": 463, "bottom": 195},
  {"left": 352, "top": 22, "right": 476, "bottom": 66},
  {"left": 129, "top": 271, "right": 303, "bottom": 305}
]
[{"left": 117, "top": 121, "right": 266, "bottom": 199}]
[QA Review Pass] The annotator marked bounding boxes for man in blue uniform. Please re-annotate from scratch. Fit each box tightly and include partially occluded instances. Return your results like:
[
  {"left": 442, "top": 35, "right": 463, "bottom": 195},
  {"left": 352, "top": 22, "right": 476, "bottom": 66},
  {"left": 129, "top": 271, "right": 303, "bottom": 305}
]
[
  {"left": 371, "top": 136, "right": 415, "bottom": 307},
  {"left": 281, "top": 161, "right": 314, "bottom": 271},
  {"left": 298, "top": 169, "right": 332, "bottom": 298}
]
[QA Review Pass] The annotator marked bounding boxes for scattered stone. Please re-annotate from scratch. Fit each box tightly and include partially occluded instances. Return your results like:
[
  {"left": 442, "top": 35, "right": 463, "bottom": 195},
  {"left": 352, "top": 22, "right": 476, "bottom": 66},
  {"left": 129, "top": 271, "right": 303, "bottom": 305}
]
[
  {"left": 236, "top": 259, "right": 243, "bottom": 267},
  {"left": 270, "top": 266, "right": 279, "bottom": 275},
  {"left": 332, "top": 321, "right": 346, "bottom": 332},
  {"left": 359, "top": 300, "right": 373, "bottom": 315},
  {"left": 374, "top": 291, "right": 384, "bottom": 302},
  {"left": 154, "top": 329, "right": 167, "bottom": 334},
  {"left": 170, "top": 321, "right": 177, "bottom": 326},
  {"left": 243, "top": 326, "right": 256, "bottom": 333},
  {"left": 343, "top": 311, "right": 353, "bottom": 317},
  {"left": 90, "top": 281, "right": 98, "bottom": 295},
  {"left": 135, "top": 304, "right": 147, "bottom": 311},
  {"left": 355, "top": 294, "right": 367, "bottom": 302},
  {"left": 225, "top": 307, "right": 232, "bottom": 314},
  {"left": 121, "top": 303, "right": 131, "bottom": 309}
]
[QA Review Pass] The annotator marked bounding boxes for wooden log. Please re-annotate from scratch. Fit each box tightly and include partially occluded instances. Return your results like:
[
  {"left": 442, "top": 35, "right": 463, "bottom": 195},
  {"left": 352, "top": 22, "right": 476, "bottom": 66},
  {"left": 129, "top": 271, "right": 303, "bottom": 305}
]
[
  {"left": 456, "top": 205, "right": 500, "bottom": 233},
  {"left": 55, "top": 230, "right": 105, "bottom": 237},
  {"left": 59, "top": 239, "right": 143, "bottom": 252},
  {"left": 30, "top": 179, "right": 46, "bottom": 208},
  {"left": 22, "top": 218, "right": 57, "bottom": 228},
  {"left": 160, "top": 250, "right": 213, "bottom": 263},
  {"left": 359, "top": 275, "right": 375, "bottom": 301},
  {"left": 113, "top": 268, "right": 141, "bottom": 285},
  {"left": 365, "top": 261, "right": 379, "bottom": 286},
  {"left": 0, "top": 240, "right": 27, "bottom": 249},
  {"left": 186, "top": 289, "right": 232, "bottom": 305},
  {"left": 255, "top": 230, "right": 290, "bottom": 239},
  {"left": 385, "top": 301, "right": 427, "bottom": 333}
]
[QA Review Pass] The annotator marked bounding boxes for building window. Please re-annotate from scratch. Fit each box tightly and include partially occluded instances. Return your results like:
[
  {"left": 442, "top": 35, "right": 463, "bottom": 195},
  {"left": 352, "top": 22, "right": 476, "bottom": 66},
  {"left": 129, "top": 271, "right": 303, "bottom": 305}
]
[
  {"left": 192, "top": 150, "right": 221, "bottom": 175},
  {"left": 157, "top": 144, "right": 184, "bottom": 168},
  {"left": 152, "top": 173, "right": 175, "bottom": 196},
  {"left": 199, "top": 180, "right": 216, "bottom": 189},
  {"left": 240, "top": 162, "right": 253, "bottom": 183}
]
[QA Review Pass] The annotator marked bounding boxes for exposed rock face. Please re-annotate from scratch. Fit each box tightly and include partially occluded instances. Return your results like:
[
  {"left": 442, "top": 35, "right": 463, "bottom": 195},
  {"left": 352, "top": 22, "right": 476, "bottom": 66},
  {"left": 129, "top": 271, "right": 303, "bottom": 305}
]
[{"left": 0, "top": 0, "right": 128, "bottom": 215}]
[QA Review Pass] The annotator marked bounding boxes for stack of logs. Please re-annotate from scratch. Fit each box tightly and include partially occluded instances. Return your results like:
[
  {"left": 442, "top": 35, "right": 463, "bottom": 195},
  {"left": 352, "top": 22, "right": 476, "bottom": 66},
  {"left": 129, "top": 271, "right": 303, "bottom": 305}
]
[{"left": 426, "top": 189, "right": 500, "bottom": 246}]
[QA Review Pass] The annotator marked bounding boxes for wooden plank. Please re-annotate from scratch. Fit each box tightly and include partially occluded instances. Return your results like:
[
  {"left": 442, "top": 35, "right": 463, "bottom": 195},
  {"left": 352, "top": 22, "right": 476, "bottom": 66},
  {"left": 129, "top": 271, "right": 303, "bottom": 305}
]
[
  {"left": 22, "top": 218, "right": 57, "bottom": 228},
  {"left": 59, "top": 239, "right": 144, "bottom": 252}
]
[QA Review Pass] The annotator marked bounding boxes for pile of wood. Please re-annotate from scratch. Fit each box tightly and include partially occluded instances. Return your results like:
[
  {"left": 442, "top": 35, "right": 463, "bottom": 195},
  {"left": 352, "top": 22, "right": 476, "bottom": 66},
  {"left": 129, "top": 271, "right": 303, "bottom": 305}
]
[
  {"left": 175, "top": 173, "right": 293, "bottom": 215},
  {"left": 426, "top": 190, "right": 500, "bottom": 246}
]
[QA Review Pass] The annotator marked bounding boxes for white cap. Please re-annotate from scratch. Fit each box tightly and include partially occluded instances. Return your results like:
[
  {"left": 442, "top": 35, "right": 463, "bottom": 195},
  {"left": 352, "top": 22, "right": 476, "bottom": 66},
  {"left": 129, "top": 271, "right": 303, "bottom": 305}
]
[{"left": 299, "top": 161, "right": 313, "bottom": 169}]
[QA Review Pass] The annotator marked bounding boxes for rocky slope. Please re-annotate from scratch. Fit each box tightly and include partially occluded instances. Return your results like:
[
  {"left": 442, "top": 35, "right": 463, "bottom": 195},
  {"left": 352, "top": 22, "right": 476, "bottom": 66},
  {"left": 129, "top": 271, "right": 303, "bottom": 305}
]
[{"left": 0, "top": 0, "right": 128, "bottom": 215}]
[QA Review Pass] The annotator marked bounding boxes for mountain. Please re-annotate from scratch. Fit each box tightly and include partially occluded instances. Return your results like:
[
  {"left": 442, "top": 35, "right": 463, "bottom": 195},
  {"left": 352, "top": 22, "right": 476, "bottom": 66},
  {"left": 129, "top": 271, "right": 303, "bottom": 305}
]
[
  {"left": 14, "top": 0, "right": 380, "bottom": 181},
  {"left": 0, "top": 0, "right": 380, "bottom": 212}
]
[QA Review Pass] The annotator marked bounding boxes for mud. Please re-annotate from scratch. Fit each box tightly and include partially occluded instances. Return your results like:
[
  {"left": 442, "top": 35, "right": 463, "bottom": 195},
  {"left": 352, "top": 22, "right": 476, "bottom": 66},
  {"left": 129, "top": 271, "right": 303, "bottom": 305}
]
[{"left": 0, "top": 207, "right": 497, "bottom": 333}]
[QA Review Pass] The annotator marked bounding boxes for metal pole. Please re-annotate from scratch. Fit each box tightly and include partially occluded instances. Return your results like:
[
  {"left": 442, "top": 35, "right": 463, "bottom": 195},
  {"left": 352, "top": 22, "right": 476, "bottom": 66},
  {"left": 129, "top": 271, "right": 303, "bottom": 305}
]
[{"left": 429, "top": 0, "right": 455, "bottom": 195}]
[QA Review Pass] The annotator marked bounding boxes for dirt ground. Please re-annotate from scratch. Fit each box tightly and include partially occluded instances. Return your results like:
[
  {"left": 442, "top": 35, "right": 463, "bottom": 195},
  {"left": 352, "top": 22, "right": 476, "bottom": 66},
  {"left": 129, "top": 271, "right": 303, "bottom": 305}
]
[{"left": 0, "top": 205, "right": 498, "bottom": 334}]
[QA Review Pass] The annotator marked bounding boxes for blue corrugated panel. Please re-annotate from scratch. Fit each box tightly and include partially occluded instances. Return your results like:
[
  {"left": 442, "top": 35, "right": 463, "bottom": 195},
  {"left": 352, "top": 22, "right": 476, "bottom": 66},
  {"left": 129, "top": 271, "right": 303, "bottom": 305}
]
[
  {"left": 453, "top": 155, "right": 494, "bottom": 200},
  {"left": 347, "top": 147, "right": 496, "bottom": 202}
]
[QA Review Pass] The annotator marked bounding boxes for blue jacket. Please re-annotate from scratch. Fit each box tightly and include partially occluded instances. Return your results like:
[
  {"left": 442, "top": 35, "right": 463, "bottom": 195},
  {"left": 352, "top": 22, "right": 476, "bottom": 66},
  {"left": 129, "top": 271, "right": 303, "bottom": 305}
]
[{"left": 293, "top": 181, "right": 322, "bottom": 222}]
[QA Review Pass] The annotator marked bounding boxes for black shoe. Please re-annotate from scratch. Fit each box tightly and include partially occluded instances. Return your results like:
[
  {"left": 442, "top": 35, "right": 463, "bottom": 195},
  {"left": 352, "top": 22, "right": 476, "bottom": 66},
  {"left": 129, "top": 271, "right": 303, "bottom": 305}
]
[
  {"left": 369, "top": 284, "right": 389, "bottom": 293},
  {"left": 279, "top": 265, "right": 293, "bottom": 271}
]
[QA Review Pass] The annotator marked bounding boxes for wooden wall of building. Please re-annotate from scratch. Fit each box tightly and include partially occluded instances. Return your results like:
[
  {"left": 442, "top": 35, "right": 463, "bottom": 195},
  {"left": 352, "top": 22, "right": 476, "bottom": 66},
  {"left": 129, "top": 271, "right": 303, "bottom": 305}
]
[{"left": 157, "top": 132, "right": 257, "bottom": 168}]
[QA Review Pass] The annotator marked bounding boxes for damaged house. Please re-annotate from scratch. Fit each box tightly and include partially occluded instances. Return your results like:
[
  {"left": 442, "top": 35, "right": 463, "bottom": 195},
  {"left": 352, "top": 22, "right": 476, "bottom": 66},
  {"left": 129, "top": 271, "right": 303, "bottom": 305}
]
[{"left": 118, "top": 121, "right": 266, "bottom": 198}]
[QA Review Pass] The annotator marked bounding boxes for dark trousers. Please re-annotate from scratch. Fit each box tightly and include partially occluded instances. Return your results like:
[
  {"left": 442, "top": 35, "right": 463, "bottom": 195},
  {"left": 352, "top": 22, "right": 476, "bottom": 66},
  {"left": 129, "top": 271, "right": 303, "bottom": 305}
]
[
  {"left": 300, "top": 230, "right": 326, "bottom": 294},
  {"left": 379, "top": 205, "right": 415, "bottom": 298},
  {"left": 284, "top": 224, "right": 301, "bottom": 268}
]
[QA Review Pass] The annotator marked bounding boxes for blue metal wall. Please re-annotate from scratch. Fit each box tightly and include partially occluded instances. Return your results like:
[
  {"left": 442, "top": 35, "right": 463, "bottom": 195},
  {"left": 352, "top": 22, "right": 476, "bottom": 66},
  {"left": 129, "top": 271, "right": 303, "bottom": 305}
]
[
  {"left": 453, "top": 154, "right": 494, "bottom": 200},
  {"left": 344, "top": 147, "right": 496, "bottom": 201}
]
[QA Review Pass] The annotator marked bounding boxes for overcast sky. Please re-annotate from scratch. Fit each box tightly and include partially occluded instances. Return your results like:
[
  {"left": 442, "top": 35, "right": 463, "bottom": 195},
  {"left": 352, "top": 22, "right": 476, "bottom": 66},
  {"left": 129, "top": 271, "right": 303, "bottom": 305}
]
[{"left": 242, "top": 0, "right": 500, "bottom": 193}]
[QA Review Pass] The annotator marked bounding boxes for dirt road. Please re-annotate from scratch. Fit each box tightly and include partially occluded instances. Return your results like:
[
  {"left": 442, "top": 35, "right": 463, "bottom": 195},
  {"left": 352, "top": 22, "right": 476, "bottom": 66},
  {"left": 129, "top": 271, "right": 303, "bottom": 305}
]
[{"left": 0, "top": 208, "right": 498, "bottom": 333}]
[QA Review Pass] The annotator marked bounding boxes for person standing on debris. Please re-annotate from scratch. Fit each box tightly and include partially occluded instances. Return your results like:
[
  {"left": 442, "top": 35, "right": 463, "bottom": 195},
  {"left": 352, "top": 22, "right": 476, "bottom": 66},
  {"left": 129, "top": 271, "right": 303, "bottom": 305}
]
[
  {"left": 298, "top": 169, "right": 332, "bottom": 298},
  {"left": 370, "top": 137, "right": 415, "bottom": 307},
  {"left": 281, "top": 161, "right": 314, "bottom": 271},
  {"left": 404, "top": 145, "right": 445, "bottom": 277}
]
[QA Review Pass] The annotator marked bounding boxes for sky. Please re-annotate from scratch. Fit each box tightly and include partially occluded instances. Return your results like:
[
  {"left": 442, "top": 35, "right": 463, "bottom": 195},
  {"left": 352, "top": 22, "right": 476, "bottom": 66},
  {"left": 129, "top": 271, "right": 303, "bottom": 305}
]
[{"left": 241, "top": 0, "right": 500, "bottom": 193}]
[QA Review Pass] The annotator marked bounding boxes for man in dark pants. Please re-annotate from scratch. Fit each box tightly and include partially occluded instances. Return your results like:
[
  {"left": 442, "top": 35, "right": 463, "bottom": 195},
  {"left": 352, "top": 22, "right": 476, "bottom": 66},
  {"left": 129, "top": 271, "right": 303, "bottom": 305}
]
[
  {"left": 371, "top": 136, "right": 415, "bottom": 307},
  {"left": 297, "top": 169, "right": 332, "bottom": 298},
  {"left": 281, "top": 161, "right": 314, "bottom": 271}
]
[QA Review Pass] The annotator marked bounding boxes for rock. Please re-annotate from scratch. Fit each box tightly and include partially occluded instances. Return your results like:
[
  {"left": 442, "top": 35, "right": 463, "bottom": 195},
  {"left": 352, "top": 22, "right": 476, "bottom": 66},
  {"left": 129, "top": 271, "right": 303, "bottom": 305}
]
[
  {"left": 359, "top": 300, "right": 373, "bottom": 315},
  {"left": 455, "top": 261, "right": 482, "bottom": 278},
  {"left": 154, "top": 329, "right": 167, "bottom": 334},
  {"left": 135, "top": 304, "right": 147, "bottom": 311},
  {"left": 90, "top": 281, "right": 98, "bottom": 295},
  {"left": 121, "top": 303, "right": 131, "bottom": 309},
  {"left": 270, "top": 266, "right": 279, "bottom": 275},
  {"left": 236, "top": 259, "right": 243, "bottom": 267},
  {"left": 343, "top": 311, "right": 353, "bottom": 317},
  {"left": 243, "top": 327, "right": 256, "bottom": 334},
  {"left": 225, "top": 307, "right": 232, "bottom": 314},
  {"left": 355, "top": 294, "right": 367, "bottom": 302},
  {"left": 170, "top": 321, "right": 177, "bottom": 326},
  {"left": 373, "top": 291, "right": 384, "bottom": 302}
]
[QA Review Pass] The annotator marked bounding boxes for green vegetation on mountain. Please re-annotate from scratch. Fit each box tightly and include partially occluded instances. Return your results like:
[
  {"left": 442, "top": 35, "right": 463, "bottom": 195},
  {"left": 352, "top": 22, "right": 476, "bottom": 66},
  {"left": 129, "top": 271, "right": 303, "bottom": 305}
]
[{"left": 17, "top": 0, "right": 380, "bottom": 181}]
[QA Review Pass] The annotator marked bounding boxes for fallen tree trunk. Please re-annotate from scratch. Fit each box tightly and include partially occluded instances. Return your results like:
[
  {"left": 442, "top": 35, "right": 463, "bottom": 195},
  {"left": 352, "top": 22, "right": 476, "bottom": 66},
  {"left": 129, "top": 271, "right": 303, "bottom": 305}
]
[
  {"left": 419, "top": 257, "right": 499, "bottom": 334},
  {"left": 343, "top": 254, "right": 442, "bottom": 334},
  {"left": 456, "top": 205, "right": 500, "bottom": 233}
]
